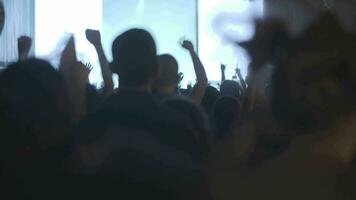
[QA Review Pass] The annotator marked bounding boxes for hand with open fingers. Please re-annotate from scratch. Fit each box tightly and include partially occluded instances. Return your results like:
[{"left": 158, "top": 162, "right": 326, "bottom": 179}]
[
  {"left": 85, "top": 62, "right": 93, "bottom": 74},
  {"left": 66, "top": 61, "right": 91, "bottom": 89},
  {"left": 83, "top": 62, "right": 93, "bottom": 81}
]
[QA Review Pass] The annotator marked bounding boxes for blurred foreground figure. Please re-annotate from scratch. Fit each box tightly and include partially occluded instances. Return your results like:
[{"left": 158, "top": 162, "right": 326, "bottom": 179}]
[
  {"left": 210, "top": 13, "right": 356, "bottom": 200},
  {"left": 0, "top": 59, "right": 73, "bottom": 199}
]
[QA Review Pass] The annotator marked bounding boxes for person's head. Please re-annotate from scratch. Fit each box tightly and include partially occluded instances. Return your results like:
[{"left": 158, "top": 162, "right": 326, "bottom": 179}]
[
  {"left": 212, "top": 96, "right": 241, "bottom": 142},
  {"left": 0, "top": 1, "right": 4, "bottom": 34},
  {"left": 111, "top": 29, "right": 158, "bottom": 91},
  {"left": 220, "top": 80, "right": 243, "bottom": 98},
  {"left": 153, "top": 54, "right": 180, "bottom": 95},
  {"left": 0, "top": 59, "right": 70, "bottom": 161},
  {"left": 201, "top": 86, "right": 220, "bottom": 114}
]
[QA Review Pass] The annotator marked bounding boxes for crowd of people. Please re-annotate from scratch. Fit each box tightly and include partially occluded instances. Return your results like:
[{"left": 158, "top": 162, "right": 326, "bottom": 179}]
[{"left": 1, "top": 2, "right": 356, "bottom": 199}]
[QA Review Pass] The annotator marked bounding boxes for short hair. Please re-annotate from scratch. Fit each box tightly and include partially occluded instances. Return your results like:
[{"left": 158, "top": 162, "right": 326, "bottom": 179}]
[
  {"left": 0, "top": 59, "right": 68, "bottom": 156},
  {"left": 220, "top": 80, "right": 243, "bottom": 98},
  {"left": 111, "top": 29, "right": 158, "bottom": 87},
  {"left": 156, "top": 54, "right": 179, "bottom": 85}
]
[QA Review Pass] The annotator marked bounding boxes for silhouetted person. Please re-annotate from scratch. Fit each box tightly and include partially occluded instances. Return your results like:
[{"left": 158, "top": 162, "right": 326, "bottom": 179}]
[
  {"left": 0, "top": 59, "right": 73, "bottom": 199},
  {"left": 154, "top": 54, "right": 180, "bottom": 98},
  {"left": 220, "top": 64, "right": 246, "bottom": 98},
  {"left": 201, "top": 85, "right": 220, "bottom": 114},
  {"left": 75, "top": 29, "right": 206, "bottom": 199},
  {"left": 154, "top": 40, "right": 208, "bottom": 104},
  {"left": 212, "top": 96, "right": 241, "bottom": 143},
  {"left": 209, "top": 13, "right": 356, "bottom": 200},
  {"left": 86, "top": 29, "right": 114, "bottom": 98},
  {"left": 220, "top": 80, "right": 243, "bottom": 99}
]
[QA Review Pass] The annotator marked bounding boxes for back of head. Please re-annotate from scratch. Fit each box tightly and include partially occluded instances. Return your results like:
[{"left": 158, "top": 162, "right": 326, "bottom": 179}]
[
  {"left": 201, "top": 86, "right": 220, "bottom": 114},
  {"left": 0, "top": 59, "right": 69, "bottom": 160},
  {"left": 213, "top": 96, "right": 241, "bottom": 142},
  {"left": 220, "top": 80, "right": 243, "bottom": 98},
  {"left": 111, "top": 29, "right": 158, "bottom": 87},
  {"left": 156, "top": 54, "right": 179, "bottom": 85}
]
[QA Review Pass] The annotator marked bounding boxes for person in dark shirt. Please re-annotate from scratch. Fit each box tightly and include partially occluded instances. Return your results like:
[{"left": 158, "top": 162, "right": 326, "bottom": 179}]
[{"left": 74, "top": 29, "right": 207, "bottom": 198}]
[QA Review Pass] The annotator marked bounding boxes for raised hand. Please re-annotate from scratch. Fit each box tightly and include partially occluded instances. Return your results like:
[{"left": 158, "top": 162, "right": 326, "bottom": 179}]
[
  {"left": 85, "top": 62, "right": 93, "bottom": 74},
  {"left": 221, "top": 64, "right": 226, "bottom": 72},
  {"left": 73, "top": 62, "right": 91, "bottom": 86},
  {"left": 181, "top": 40, "right": 194, "bottom": 52},
  {"left": 86, "top": 29, "right": 101, "bottom": 47},
  {"left": 221, "top": 64, "right": 226, "bottom": 83},
  {"left": 235, "top": 66, "right": 247, "bottom": 91},
  {"left": 181, "top": 39, "right": 208, "bottom": 103},
  {"left": 235, "top": 67, "right": 241, "bottom": 74},
  {"left": 17, "top": 36, "right": 32, "bottom": 60},
  {"left": 84, "top": 63, "right": 93, "bottom": 82},
  {"left": 85, "top": 29, "right": 114, "bottom": 98}
]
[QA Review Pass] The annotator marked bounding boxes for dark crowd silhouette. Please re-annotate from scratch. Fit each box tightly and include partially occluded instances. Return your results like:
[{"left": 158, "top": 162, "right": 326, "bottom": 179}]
[{"left": 1, "top": 1, "right": 356, "bottom": 200}]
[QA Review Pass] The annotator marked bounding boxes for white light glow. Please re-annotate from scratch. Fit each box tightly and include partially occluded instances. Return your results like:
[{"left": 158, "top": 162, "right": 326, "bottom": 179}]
[
  {"left": 35, "top": 0, "right": 103, "bottom": 84},
  {"left": 102, "top": 0, "right": 197, "bottom": 88},
  {"left": 35, "top": 0, "right": 264, "bottom": 87},
  {"left": 198, "top": 0, "right": 264, "bottom": 85}
]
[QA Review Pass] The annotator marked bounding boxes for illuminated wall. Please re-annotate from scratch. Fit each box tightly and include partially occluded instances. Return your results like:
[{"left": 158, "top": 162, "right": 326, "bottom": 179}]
[
  {"left": 0, "top": 0, "right": 34, "bottom": 65},
  {"left": 35, "top": 0, "right": 264, "bottom": 86},
  {"left": 198, "top": 0, "right": 264, "bottom": 84},
  {"left": 102, "top": 0, "right": 197, "bottom": 87},
  {"left": 35, "top": 0, "right": 103, "bottom": 83}
]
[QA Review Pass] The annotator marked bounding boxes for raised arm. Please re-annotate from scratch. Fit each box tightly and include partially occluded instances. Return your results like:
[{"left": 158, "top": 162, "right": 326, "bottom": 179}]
[
  {"left": 17, "top": 36, "right": 32, "bottom": 61},
  {"left": 221, "top": 64, "right": 226, "bottom": 84},
  {"left": 59, "top": 37, "right": 88, "bottom": 122},
  {"left": 236, "top": 67, "right": 247, "bottom": 92},
  {"left": 181, "top": 40, "right": 208, "bottom": 104},
  {"left": 86, "top": 29, "right": 114, "bottom": 98}
]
